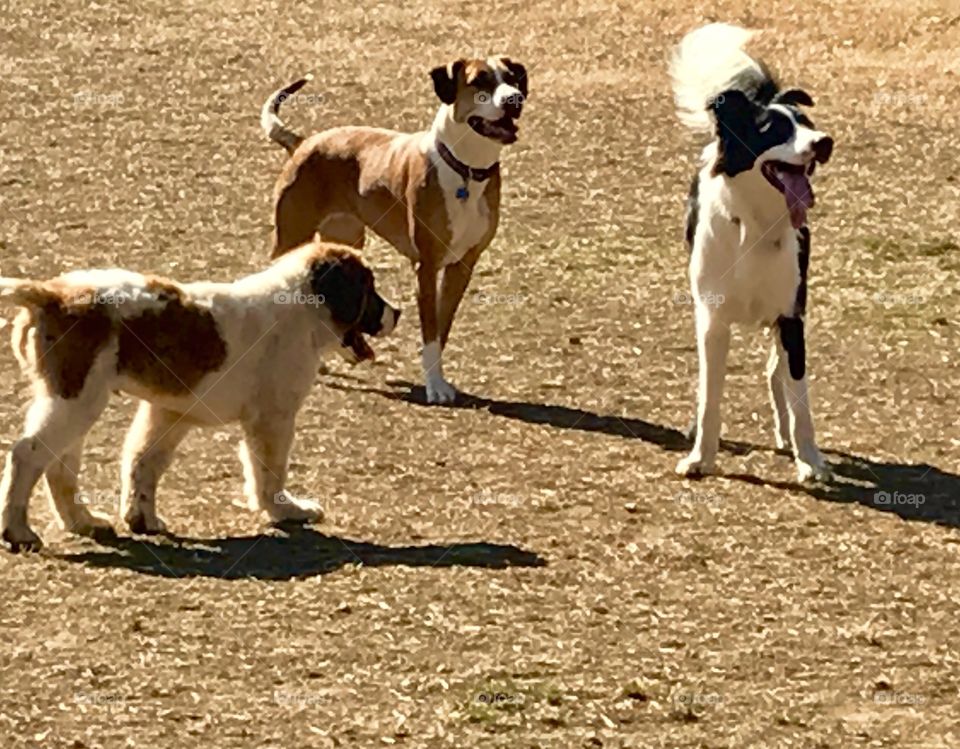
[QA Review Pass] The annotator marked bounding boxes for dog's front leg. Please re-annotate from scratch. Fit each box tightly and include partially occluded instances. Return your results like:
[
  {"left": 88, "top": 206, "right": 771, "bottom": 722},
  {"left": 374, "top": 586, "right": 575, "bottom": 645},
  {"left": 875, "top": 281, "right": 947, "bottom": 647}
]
[
  {"left": 677, "top": 309, "right": 730, "bottom": 477},
  {"left": 417, "top": 261, "right": 457, "bottom": 404},
  {"left": 239, "top": 414, "right": 323, "bottom": 524},
  {"left": 766, "top": 341, "right": 792, "bottom": 451},
  {"left": 438, "top": 246, "right": 483, "bottom": 348},
  {"left": 776, "top": 319, "right": 830, "bottom": 482}
]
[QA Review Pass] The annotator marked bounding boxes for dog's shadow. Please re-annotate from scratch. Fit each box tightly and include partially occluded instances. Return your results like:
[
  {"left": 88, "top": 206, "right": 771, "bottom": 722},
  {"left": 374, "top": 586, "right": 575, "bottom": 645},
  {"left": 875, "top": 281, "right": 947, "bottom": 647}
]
[
  {"left": 57, "top": 526, "right": 545, "bottom": 580},
  {"left": 329, "top": 379, "right": 960, "bottom": 529}
]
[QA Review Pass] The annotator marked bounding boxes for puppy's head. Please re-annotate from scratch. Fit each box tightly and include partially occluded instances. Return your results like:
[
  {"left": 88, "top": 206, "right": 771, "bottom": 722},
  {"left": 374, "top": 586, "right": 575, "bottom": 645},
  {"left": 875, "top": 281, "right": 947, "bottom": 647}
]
[
  {"left": 711, "top": 87, "right": 833, "bottom": 228},
  {"left": 309, "top": 251, "right": 400, "bottom": 362},
  {"left": 430, "top": 56, "right": 527, "bottom": 145}
]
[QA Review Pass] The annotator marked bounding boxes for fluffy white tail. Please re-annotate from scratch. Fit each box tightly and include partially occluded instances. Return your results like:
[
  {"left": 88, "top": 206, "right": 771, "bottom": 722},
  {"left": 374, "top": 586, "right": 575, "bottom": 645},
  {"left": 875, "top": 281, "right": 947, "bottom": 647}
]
[{"left": 670, "top": 23, "right": 761, "bottom": 132}]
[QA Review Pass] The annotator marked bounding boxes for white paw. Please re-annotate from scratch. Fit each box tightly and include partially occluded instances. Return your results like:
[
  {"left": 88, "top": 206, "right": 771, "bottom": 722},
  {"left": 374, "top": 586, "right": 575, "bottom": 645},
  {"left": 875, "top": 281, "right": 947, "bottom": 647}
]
[
  {"left": 2, "top": 524, "right": 43, "bottom": 553},
  {"left": 425, "top": 376, "right": 458, "bottom": 405},
  {"left": 675, "top": 454, "right": 714, "bottom": 478},
  {"left": 796, "top": 456, "right": 831, "bottom": 483},
  {"left": 270, "top": 492, "right": 324, "bottom": 524}
]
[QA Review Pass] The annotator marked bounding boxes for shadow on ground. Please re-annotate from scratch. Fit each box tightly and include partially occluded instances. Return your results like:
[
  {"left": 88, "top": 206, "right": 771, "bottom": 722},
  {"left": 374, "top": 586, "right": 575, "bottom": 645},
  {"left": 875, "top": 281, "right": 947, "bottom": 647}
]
[
  {"left": 56, "top": 526, "right": 545, "bottom": 580},
  {"left": 328, "top": 379, "right": 960, "bottom": 529}
]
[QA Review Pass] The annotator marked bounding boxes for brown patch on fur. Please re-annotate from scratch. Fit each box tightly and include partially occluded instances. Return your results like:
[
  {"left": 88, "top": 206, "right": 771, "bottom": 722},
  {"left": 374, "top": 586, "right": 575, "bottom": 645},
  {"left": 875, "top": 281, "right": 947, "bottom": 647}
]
[
  {"left": 27, "top": 296, "right": 113, "bottom": 399},
  {"left": 117, "top": 287, "right": 227, "bottom": 395}
]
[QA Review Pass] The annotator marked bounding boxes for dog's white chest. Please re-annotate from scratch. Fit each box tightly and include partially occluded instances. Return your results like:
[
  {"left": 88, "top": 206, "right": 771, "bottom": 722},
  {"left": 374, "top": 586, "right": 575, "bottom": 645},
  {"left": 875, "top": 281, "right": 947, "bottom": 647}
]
[{"left": 437, "top": 167, "right": 491, "bottom": 266}]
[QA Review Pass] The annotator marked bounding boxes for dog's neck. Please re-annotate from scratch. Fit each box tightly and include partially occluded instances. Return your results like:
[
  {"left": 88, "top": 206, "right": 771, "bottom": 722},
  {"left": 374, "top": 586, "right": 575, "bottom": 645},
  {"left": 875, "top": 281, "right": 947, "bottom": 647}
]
[
  {"left": 429, "top": 106, "right": 503, "bottom": 170},
  {"left": 703, "top": 145, "right": 794, "bottom": 235}
]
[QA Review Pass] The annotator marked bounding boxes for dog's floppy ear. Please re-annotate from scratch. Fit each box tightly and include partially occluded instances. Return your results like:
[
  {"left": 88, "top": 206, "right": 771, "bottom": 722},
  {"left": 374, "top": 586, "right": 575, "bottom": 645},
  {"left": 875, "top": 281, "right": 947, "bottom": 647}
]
[
  {"left": 310, "top": 255, "right": 371, "bottom": 326},
  {"left": 503, "top": 58, "right": 528, "bottom": 98},
  {"left": 774, "top": 88, "right": 815, "bottom": 108},
  {"left": 711, "top": 89, "right": 759, "bottom": 177},
  {"left": 430, "top": 60, "right": 465, "bottom": 105}
]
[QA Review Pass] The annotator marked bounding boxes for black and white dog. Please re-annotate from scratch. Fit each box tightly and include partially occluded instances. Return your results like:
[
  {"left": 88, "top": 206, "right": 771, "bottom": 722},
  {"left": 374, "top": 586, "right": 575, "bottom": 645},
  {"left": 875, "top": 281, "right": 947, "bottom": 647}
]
[{"left": 670, "top": 23, "right": 834, "bottom": 482}]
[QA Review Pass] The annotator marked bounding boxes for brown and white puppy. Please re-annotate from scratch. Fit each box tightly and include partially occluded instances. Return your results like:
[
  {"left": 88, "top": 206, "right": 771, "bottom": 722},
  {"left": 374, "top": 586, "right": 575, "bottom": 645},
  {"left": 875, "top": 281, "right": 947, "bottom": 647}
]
[
  {"left": 0, "top": 241, "right": 399, "bottom": 552},
  {"left": 260, "top": 56, "right": 527, "bottom": 404}
]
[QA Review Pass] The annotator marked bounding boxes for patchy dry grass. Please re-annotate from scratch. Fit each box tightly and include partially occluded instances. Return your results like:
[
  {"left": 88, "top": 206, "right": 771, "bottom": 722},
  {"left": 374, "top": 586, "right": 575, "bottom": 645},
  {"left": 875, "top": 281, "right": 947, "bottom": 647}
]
[{"left": 0, "top": 0, "right": 958, "bottom": 747}]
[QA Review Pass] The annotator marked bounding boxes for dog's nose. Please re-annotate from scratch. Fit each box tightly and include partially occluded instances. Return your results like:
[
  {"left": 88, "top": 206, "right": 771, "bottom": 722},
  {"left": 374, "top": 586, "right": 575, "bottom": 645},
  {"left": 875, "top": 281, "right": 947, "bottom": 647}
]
[
  {"left": 502, "top": 95, "right": 523, "bottom": 120},
  {"left": 813, "top": 136, "right": 833, "bottom": 164},
  {"left": 392, "top": 307, "right": 401, "bottom": 326}
]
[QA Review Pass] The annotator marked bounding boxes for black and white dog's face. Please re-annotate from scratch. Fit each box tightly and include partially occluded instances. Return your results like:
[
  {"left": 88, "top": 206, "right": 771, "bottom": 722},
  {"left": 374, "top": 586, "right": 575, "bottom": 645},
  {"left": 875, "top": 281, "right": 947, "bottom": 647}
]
[{"left": 712, "top": 88, "right": 834, "bottom": 228}]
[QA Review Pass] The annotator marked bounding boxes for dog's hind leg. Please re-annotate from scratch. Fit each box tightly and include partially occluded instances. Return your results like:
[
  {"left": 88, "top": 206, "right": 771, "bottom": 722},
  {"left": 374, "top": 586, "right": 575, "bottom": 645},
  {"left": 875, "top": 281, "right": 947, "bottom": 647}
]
[
  {"left": 676, "top": 310, "right": 730, "bottom": 477},
  {"left": 45, "top": 438, "right": 115, "bottom": 541},
  {"left": 272, "top": 173, "right": 324, "bottom": 257},
  {"left": 239, "top": 414, "right": 323, "bottom": 524},
  {"left": 766, "top": 341, "right": 792, "bottom": 451},
  {"left": 120, "top": 402, "right": 192, "bottom": 535},
  {"left": 1, "top": 391, "right": 108, "bottom": 552}
]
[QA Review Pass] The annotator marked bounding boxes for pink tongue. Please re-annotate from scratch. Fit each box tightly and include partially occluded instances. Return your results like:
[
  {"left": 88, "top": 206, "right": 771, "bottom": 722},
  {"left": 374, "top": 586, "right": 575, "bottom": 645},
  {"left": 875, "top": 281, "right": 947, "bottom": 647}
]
[{"left": 779, "top": 171, "right": 814, "bottom": 229}]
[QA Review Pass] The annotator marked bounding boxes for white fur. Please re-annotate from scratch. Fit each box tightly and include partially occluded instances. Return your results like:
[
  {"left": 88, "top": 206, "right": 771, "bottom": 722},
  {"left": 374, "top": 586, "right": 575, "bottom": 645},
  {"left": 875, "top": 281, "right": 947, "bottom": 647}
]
[
  {"left": 0, "top": 245, "right": 398, "bottom": 549},
  {"left": 672, "top": 25, "right": 830, "bottom": 483},
  {"left": 670, "top": 23, "right": 761, "bottom": 132},
  {"left": 421, "top": 340, "right": 456, "bottom": 404}
]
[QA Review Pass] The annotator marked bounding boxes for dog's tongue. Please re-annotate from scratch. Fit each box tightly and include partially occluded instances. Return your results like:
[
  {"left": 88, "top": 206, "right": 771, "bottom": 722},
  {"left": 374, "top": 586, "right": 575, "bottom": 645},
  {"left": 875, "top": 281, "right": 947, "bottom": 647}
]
[{"left": 780, "top": 170, "right": 814, "bottom": 229}]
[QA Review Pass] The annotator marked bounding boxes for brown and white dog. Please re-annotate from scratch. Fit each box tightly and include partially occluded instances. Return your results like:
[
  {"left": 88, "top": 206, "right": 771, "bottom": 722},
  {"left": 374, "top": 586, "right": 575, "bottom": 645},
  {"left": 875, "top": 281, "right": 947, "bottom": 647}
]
[
  {"left": 260, "top": 57, "right": 527, "bottom": 404},
  {"left": 0, "top": 241, "right": 399, "bottom": 552}
]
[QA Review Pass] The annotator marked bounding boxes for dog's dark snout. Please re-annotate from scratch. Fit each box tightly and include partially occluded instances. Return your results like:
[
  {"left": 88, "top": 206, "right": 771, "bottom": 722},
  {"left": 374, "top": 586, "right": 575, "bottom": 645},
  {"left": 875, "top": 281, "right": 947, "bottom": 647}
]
[
  {"left": 503, "top": 95, "right": 523, "bottom": 120},
  {"left": 392, "top": 307, "right": 401, "bottom": 325},
  {"left": 813, "top": 136, "right": 833, "bottom": 164}
]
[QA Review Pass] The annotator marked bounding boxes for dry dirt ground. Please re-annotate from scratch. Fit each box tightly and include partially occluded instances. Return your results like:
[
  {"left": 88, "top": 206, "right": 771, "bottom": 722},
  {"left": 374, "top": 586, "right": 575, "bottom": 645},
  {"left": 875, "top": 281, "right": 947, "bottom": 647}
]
[{"left": 1, "top": 0, "right": 959, "bottom": 747}]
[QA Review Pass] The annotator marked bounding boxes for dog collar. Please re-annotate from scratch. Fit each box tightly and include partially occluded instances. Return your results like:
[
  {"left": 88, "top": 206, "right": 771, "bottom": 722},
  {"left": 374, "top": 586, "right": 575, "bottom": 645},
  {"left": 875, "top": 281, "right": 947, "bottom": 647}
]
[{"left": 436, "top": 141, "right": 498, "bottom": 201}]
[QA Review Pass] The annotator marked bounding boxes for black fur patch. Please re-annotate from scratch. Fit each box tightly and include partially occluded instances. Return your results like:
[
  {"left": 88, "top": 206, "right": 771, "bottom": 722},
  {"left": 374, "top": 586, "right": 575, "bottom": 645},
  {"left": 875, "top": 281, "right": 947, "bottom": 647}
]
[
  {"left": 795, "top": 226, "right": 810, "bottom": 315},
  {"left": 310, "top": 258, "right": 369, "bottom": 328},
  {"left": 684, "top": 173, "right": 699, "bottom": 250},
  {"left": 777, "top": 316, "right": 806, "bottom": 380},
  {"left": 430, "top": 61, "right": 463, "bottom": 105}
]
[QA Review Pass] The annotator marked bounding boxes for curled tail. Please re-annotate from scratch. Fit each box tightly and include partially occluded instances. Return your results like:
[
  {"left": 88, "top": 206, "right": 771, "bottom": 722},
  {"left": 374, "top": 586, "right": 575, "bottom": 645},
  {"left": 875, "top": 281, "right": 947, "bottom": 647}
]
[
  {"left": 260, "top": 74, "right": 312, "bottom": 154},
  {"left": 670, "top": 23, "right": 764, "bottom": 132}
]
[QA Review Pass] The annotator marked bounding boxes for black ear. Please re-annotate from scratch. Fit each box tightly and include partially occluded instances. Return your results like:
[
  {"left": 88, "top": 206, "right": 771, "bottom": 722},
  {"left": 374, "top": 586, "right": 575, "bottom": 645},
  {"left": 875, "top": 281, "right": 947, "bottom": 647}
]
[
  {"left": 503, "top": 58, "right": 528, "bottom": 98},
  {"left": 310, "top": 257, "right": 368, "bottom": 326},
  {"left": 711, "top": 89, "right": 759, "bottom": 177},
  {"left": 430, "top": 60, "right": 464, "bottom": 105},
  {"left": 774, "top": 88, "right": 815, "bottom": 107}
]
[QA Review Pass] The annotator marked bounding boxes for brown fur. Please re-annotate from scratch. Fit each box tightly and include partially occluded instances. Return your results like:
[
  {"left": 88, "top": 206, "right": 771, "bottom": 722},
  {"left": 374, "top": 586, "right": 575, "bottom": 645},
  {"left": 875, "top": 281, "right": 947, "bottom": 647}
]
[
  {"left": 116, "top": 297, "right": 228, "bottom": 396},
  {"left": 28, "top": 300, "right": 113, "bottom": 399}
]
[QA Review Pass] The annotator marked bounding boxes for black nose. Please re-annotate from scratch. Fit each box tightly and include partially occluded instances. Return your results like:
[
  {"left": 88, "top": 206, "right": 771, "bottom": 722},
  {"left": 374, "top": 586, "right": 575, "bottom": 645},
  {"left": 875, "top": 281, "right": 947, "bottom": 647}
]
[
  {"left": 813, "top": 136, "right": 833, "bottom": 164},
  {"left": 393, "top": 308, "right": 401, "bottom": 324},
  {"left": 502, "top": 95, "right": 523, "bottom": 120}
]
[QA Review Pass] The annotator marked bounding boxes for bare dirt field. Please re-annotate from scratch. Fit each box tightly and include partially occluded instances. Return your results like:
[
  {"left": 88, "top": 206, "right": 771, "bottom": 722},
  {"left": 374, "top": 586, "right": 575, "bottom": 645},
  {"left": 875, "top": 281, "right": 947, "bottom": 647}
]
[{"left": 1, "top": 0, "right": 958, "bottom": 746}]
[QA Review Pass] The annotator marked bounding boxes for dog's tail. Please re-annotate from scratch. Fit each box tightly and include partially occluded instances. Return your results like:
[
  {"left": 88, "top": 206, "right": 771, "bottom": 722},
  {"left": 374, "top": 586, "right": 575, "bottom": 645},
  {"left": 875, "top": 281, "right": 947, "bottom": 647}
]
[
  {"left": 260, "top": 74, "right": 312, "bottom": 154},
  {"left": 670, "top": 23, "right": 764, "bottom": 132},
  {"left": 0, "top": 278, "right": 57, "bottom": 308}
]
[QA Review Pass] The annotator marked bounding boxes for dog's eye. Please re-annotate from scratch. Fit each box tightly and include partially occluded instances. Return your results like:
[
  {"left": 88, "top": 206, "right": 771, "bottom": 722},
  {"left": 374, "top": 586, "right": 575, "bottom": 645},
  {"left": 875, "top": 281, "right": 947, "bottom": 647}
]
[
  {"left": 763, "top": 113, "right": 794, "bottom": 142},
  {"left": 471, "top": 72, "right": 494, "bottom": 89}
]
